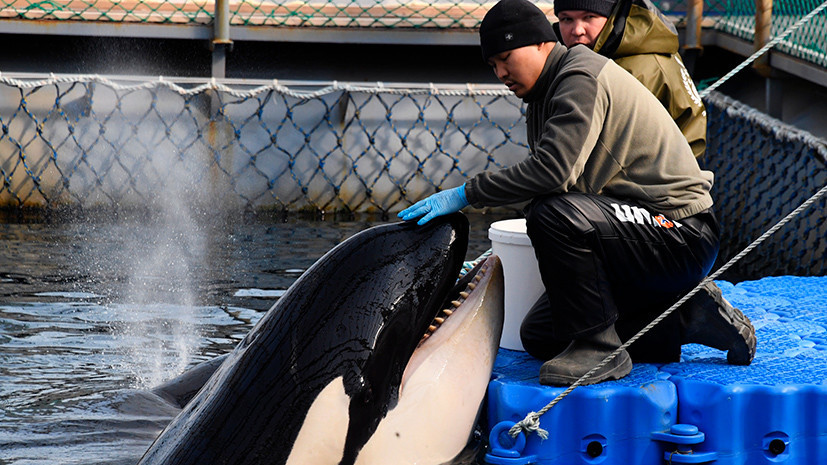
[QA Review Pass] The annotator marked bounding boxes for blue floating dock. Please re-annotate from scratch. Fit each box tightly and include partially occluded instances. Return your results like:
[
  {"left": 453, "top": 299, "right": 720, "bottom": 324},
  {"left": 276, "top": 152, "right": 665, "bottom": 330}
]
[{"left": 485, "top": 276, "right": 827, "bottom": 465}]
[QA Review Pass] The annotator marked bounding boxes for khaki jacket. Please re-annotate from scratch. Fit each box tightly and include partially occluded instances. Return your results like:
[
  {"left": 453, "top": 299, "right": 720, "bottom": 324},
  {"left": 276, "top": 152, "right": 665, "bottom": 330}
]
[{"left": 556, "top": 0, "right": 707, "bottom": 158}]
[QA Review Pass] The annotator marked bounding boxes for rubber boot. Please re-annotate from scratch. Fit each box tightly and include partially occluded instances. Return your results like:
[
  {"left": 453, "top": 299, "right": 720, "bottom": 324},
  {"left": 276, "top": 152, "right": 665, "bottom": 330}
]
[
  {"left": 539, "top": 324, "right": 632, "bottom": 386},
  {"left": 679, "top": 281, "right": 756, "bottom": 365}
]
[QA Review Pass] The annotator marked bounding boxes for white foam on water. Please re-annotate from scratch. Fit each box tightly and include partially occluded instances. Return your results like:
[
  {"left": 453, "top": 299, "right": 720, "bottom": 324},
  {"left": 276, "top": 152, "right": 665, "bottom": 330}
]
[
  {"left": 233, "top": 288, "right": 287, "bottom": 298},
  {"left": 34, "top": 291, "right": 103, "bottom": 298}
]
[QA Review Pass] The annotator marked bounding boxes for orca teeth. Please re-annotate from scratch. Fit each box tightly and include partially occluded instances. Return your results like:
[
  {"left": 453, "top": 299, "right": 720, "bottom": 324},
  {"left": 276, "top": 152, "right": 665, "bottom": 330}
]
[{"left": 418, "top": 266, "right": 483, "bottom": 345}]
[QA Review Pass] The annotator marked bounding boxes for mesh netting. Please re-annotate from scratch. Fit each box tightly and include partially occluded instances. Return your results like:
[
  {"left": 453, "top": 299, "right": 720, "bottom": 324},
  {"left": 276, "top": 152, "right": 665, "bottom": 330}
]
[
  {"left": 703, "top": 91, "right": 827, "bottom": 279},
  {"left": 0, "top": 76, "right": 527, "bottom": 213},
  {"left": 0, "top": 0, "right": 552, "bottom": 28},
  {"left": 1, "top": 76, "right": 825, "bottom": 278},
  {"left": 714, "top": 0, "right": 827, "bottom": 67},
  {"left": 0, "top": 0, "right": 214, "bottom": 23},
  {"left": 0, "top": 0, "right": 823, "bottom": 74},
  {"left": 1, "top": 1, "right": 823, "bottom": 81}
]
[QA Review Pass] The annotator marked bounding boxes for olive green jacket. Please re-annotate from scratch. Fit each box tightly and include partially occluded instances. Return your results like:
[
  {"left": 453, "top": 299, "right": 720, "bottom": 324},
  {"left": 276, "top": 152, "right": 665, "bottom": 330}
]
[{"left": 555, "top": 0, "right": 707, "bottom": 158}]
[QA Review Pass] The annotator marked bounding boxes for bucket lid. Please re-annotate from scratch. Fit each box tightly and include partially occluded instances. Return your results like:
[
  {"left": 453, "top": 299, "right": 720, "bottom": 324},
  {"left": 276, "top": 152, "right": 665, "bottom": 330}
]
[{"left": 488, "top": 219, "right": 532, "bottom": 246}]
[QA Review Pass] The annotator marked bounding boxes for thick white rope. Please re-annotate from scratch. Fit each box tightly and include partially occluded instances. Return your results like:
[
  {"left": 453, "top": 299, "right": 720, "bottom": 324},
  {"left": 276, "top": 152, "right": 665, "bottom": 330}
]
[
  {"left": 1, "top": 0, "right": 825, "bottom": 100},
  {"left": 0, "top": 72, "right": 514, "bottom": 99}
]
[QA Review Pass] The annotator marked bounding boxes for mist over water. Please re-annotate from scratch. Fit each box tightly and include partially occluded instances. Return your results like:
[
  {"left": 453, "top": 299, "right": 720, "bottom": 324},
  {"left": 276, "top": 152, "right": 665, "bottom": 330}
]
[
  {"left": 0, "top": 207, "right": 511, "bottom": 465},
  {"left": 113, "top": 163, "right": 211, "bottom": 388}
]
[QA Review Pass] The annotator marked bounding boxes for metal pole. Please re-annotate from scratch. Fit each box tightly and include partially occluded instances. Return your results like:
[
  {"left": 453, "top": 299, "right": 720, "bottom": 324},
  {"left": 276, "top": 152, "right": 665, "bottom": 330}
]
[
  {"left": 684, "top": 0, "right": 704, "bottom": 51},
  {"left": 683, "top": 0, "right": 704, "bottom": 74},
  {"left": 212, "top": 0, "right": 233, "bottom": 78}
]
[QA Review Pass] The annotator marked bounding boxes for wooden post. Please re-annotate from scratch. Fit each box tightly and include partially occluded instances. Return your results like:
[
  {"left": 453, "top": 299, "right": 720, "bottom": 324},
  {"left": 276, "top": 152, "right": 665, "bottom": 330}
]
[
  {"left": 753, "top": 0, "right": 773, "bottom": 77},
  {"left": 753, "top": 0, "right": 783, "bottom": 118}
]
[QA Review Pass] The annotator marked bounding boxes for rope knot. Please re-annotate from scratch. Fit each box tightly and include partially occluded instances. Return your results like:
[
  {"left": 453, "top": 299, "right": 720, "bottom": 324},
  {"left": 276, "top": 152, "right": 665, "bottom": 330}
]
[{"left": 508, "top": 411, "right": 549, "bottom": 440}]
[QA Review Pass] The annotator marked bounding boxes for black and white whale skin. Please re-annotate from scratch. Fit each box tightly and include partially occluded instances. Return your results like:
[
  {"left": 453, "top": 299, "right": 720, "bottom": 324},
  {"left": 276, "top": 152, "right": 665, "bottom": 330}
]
[{"left": 139, "top": 213, "right": 504, "bottom": 465}]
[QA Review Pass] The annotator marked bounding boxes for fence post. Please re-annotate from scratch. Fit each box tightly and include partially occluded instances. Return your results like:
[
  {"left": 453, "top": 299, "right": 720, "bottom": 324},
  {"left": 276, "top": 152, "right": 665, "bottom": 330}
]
[
  {"left": 683, "top": 0, "right": 704, "bottom": 74},
  {"left": 753, "top": 0, "right": 783, "bottom": 118},
  {"left": 212, "top": 0, "right": 233, "bottom": 78},
  {"left": 753, "top": 0, "right": 773, "bottom": 75}
]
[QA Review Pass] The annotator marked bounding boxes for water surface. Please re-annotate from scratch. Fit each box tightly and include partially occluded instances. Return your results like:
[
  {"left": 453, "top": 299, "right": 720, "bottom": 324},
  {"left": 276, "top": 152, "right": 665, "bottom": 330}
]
[{"left": 0, "top": 211, "right": 512, "bottom": 465}]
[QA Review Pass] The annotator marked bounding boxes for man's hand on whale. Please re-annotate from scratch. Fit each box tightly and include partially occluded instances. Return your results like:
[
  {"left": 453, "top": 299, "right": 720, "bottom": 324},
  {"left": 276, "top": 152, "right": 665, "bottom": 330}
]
[{"left": 398, "top": 185, "right": 469, "bottom": 225}]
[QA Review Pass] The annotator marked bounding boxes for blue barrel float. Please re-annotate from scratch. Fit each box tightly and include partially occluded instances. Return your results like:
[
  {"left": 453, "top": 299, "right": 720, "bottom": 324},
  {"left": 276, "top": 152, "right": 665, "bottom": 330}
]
[{"left": 484, "top": 220, "right": 827, "bottom": 464}]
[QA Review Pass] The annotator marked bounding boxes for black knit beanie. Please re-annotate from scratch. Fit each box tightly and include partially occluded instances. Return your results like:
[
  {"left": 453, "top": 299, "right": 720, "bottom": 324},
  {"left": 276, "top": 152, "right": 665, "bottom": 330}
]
[
  {"left": 480, "top": 0, "right": 556, "bottom": 60},
  {"left": 553, "top": 0, "right": 618, "bottom": 17}
]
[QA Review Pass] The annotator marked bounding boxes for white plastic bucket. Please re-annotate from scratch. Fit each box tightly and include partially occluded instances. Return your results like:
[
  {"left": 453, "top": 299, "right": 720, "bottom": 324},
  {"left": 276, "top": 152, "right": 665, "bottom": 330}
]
[{"left": 488, "top": 219, "right": 545, "bottom": 351}]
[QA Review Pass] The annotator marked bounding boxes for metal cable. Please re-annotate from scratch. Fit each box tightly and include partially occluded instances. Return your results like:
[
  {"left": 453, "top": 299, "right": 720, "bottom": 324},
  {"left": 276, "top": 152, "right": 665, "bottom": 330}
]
[
  {"left": 508, "top": 181, "right": 827, "bottom": 439},
  {"left": 497, "top": 2, "right": 827, "bottom": 439},
  {"left": 699, "top": 0, "right": 827, "bottom": 98}
]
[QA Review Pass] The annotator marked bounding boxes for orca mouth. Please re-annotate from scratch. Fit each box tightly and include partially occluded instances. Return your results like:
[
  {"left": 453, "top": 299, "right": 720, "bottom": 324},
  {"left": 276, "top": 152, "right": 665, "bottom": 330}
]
[{"left": 418, "top": 256, "right": 495, "bottom": 346}]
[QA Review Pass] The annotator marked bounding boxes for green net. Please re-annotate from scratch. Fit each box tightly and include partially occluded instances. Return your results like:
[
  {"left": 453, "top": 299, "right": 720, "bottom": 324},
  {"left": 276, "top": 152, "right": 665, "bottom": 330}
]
[
  {"left": 650, "top": 0, "right": 827, "bottom": 69},
  {"left": 0, "top": 0, "right": 554, "bottom": 28},
  {"left": 707, "top": 0, "right": 827, "bottom": 67},
  {"left": 0, "top": 0, "right": 213, "bottom": 23},
  {"left": 228, "top": 0, "right": 513, "bottom": 28},
  {"left": 1, "top": 1, "right": 823, "bottom": 73}
]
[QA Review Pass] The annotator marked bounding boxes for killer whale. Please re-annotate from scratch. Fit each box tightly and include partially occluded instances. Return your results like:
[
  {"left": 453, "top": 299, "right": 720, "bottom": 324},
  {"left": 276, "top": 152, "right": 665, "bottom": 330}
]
[{"left": 139, "top": 213, "right": 505, "bottom": 465}]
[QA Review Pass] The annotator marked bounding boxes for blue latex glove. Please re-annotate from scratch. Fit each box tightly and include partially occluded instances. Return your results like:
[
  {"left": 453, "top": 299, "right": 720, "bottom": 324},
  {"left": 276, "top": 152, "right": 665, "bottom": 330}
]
[{"left": 398, "top": 185, "right": 469, "bottom": 225}]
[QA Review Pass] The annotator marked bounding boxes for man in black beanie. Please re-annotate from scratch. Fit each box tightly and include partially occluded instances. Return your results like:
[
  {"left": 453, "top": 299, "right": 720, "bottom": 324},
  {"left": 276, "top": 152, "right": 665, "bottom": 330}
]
[
  {"left": 400, "top": 0, "right": 755, "bottom": 386},
  {"left": 552, "top": 0, "right": 617, "bottom": 48}
]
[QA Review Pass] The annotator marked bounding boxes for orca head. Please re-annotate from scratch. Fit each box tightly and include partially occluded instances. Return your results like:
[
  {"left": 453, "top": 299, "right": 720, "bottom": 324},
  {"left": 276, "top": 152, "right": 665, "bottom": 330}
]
[
  {"left": 288, "top": 248, "right": 505, "bottom": 465},
  {"left": 140, "top": 212, "right": 502, "bottom": 465},
  {"left": 335, "top": 213, "right": 473, "bottom": 464},
  {"left": 357, "top": 254, "right": 505, "bottom": 465}
]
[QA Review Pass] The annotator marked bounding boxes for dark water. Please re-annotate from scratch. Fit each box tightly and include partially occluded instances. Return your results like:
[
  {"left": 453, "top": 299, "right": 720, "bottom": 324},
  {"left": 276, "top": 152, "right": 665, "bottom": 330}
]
[{"left": 0, "top": 210, "right": 513, "bottom": 465}]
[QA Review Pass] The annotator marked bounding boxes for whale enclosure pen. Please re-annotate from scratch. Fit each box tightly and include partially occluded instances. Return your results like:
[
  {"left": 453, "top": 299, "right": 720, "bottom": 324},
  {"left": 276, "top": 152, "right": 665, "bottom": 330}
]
[{"left": 0, "top": 75, "right": 824, "bottom": 279}]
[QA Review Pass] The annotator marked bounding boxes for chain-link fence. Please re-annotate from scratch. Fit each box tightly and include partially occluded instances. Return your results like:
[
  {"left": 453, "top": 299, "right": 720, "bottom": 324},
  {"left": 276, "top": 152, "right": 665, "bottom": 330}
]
[
  {"left": 1, "top": 75, "right": 825, "bottom": 278},
  {"left": 0, "top": 76, "right": 527, "bottom": 212}
]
